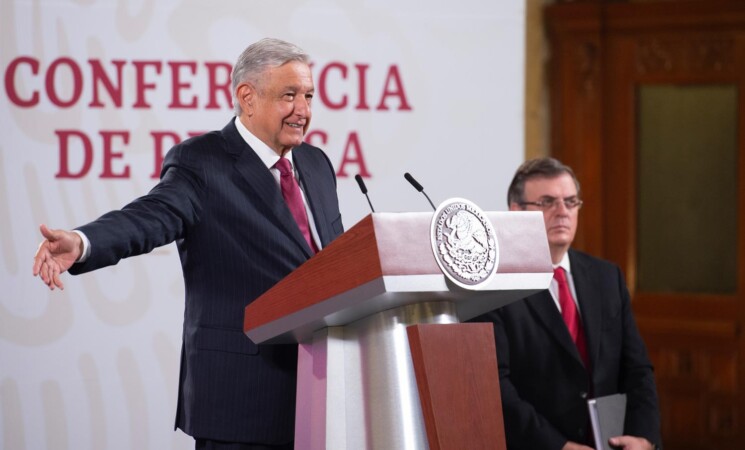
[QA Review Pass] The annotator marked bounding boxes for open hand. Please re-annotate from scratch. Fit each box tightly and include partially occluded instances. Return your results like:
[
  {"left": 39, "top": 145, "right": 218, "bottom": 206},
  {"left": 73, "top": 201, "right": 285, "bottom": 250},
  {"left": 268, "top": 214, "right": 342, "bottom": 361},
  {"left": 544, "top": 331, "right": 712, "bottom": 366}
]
[{"left": 32, "top": 224, "right": 83, "bottom": 290}]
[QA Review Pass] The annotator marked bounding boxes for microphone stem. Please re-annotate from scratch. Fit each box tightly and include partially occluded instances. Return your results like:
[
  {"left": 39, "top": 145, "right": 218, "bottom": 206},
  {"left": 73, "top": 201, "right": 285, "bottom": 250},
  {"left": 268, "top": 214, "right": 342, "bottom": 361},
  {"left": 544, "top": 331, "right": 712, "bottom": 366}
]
[
  {"left": 422, "top": 191, "right": 436, "bottom": 211},
  {"left": 365, "top": 194, "right": 376, "bottom": 213}
]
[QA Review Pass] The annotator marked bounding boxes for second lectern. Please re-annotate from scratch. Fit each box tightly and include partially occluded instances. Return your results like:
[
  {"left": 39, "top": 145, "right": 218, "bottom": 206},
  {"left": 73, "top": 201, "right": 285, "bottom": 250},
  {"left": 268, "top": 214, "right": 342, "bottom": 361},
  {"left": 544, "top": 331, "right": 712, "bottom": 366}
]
[{"left": 244, "top": 211, "right": 552, "bottom": 449}]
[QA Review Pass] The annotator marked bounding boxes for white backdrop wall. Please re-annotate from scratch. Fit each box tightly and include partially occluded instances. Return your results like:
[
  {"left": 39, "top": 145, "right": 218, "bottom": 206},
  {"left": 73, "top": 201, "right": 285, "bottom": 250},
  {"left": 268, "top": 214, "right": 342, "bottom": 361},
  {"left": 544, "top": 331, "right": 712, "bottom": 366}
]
[{"left": 0, "top": 0, "right": 525, "bottom": 448}]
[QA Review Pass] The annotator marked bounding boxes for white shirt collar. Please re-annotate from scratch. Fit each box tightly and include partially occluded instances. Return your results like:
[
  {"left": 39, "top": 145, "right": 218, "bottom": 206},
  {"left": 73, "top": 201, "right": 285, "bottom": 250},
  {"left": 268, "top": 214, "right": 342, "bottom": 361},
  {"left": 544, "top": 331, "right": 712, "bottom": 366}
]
[
  {"left": 234, "top": 116, "right": 294, "bottom": 171},
  {"left": 553, "top": 251, "right": 572, "bottom": 276},
  {"left": 549, "top": 251, "right": 579, "bottom": 310}
]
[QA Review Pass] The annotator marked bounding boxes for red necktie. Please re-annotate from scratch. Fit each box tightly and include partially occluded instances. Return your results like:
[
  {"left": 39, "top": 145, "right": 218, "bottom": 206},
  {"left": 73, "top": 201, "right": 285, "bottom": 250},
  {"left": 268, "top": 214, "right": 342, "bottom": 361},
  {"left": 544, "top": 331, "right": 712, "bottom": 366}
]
[
  {"left": 275, "top": 157, "right": 317, "bottom": 253},
  {"left": 554, "top": 267, "right": 589, "bottom": 368}
]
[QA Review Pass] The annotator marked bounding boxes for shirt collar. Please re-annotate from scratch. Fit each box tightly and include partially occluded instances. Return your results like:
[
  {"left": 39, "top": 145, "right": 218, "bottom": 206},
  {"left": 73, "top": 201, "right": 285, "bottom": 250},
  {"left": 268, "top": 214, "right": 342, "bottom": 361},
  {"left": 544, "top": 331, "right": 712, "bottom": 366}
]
[
  {"left": 234, "top": 116, "right": 294, "bottom": 171},
  {"left": 553, "top": 251, "right": 572, "bottom": 275}
]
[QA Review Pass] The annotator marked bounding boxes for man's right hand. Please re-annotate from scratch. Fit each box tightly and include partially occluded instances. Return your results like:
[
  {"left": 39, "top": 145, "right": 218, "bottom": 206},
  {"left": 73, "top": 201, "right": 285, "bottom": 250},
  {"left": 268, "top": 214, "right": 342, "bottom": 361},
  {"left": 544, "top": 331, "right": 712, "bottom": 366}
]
[{"left": 32, "top": 224, "right": 83, "bottom": 291}]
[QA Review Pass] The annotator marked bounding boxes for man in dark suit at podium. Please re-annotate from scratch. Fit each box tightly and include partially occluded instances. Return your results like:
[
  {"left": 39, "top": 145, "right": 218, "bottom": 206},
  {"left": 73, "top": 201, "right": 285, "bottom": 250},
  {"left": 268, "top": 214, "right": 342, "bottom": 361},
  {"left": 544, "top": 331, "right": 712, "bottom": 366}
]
[
  {"left": 474, "top": 158, "right": 661, "bottom": 450},
  {"left": 32, "top": 38, "right": 344, "bottom": 449}
]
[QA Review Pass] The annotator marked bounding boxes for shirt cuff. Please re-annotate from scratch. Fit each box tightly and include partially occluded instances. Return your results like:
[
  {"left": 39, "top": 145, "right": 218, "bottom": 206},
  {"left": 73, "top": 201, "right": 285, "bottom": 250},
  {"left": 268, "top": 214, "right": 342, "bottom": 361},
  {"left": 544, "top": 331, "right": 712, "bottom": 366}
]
[{"left": 72, "top": 230, "right": 91, "bottom": 263}]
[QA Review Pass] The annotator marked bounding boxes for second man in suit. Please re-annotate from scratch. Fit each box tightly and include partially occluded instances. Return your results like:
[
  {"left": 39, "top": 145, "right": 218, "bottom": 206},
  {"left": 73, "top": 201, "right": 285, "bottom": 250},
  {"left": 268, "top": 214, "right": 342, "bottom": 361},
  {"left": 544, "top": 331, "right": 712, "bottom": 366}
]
[{"left": 473, "top": 157, "right": 661, "bottom": 450}]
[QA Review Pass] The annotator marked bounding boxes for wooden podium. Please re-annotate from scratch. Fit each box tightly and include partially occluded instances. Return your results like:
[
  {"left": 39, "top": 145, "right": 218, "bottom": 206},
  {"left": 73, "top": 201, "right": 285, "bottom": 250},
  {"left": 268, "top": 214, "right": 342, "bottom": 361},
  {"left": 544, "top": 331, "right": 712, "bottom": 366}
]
[{"left": 244, "top": 212, "right": 552, "bottom": 449}]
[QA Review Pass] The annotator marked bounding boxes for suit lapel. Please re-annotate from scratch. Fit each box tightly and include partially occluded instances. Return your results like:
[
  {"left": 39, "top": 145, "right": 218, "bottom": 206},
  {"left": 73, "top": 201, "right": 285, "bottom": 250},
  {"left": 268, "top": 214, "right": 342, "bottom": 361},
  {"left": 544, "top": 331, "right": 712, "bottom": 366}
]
[
  {"left": 294, "top": 147, "right": 330, "bottom": 247},
  {"left": 525, "top": 290, "right": 584, "bottom": 365},
  {"left": 221, "top": 120, "right": 313, "bottom": 258},
  {"left": 569, "top": 250, "right": 602, "bottom": 369}
]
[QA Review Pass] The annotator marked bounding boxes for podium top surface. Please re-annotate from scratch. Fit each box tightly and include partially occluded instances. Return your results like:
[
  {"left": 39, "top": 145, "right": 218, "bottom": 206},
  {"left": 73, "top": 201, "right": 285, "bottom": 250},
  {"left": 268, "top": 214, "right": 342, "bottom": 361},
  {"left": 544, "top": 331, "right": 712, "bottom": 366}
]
[{"left": 244, "top": 211, "right": 552, "bottom": 344}]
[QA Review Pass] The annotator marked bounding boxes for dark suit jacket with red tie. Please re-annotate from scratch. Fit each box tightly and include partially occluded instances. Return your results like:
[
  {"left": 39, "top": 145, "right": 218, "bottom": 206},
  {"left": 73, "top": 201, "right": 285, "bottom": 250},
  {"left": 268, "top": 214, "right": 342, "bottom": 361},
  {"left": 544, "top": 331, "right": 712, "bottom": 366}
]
[
  {"left": 472, "top": 249, "right": 661, "bottom": 450},
  {"left": 69, "top": 119, "right": 344, "bottom": 444}
]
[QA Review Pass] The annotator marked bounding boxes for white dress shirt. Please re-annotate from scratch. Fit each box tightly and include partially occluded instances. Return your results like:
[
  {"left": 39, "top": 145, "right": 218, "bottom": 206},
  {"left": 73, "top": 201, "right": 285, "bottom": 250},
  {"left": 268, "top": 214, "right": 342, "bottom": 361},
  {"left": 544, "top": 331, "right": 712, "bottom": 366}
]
[
  {"left": 549, "top": 251, "right": 582, "bottom": 314},
  {"left": 234, "top": 117, "right": 322, "bottom": 250}
]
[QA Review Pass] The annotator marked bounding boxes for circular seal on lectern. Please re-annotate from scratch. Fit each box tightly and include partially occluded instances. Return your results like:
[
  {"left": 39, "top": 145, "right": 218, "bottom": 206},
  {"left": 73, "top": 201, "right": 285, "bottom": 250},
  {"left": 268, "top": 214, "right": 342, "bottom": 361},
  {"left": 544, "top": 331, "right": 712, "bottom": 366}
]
[{"left": 430, "top": 198, "right": 499, "bottom": 290}]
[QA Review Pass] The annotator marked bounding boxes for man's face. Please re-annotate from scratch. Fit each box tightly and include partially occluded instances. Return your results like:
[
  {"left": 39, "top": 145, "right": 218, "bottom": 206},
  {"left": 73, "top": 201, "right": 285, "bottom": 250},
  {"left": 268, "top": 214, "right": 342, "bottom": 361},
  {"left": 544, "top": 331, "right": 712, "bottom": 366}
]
[
  {"left": 511, "top": 173, "right": 580, "bottom": 257},
  {"left": 242, "top": 61, "right": 314, "bottom": 155}
]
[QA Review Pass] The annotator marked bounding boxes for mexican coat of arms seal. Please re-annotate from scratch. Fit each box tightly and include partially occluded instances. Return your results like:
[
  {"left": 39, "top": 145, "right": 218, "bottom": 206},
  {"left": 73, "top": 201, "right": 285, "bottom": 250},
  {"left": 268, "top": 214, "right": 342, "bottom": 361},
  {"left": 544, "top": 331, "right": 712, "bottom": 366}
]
[{"left": 430, "top": 198, "right": 499, "bottom": 289}]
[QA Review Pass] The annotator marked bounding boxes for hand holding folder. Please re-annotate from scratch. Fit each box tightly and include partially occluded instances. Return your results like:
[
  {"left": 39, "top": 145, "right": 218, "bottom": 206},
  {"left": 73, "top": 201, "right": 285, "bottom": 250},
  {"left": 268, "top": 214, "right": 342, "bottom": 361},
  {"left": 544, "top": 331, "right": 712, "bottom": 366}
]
[{"left": 587, "top": 393, "right": 627, "bottom": 450}]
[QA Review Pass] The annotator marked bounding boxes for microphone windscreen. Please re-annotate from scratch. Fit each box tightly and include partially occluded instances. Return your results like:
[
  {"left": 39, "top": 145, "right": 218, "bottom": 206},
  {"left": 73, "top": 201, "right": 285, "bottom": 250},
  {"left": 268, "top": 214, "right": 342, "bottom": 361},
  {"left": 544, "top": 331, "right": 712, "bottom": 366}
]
[
  {"left": 404, "top": 172, "right": 424, "bottom": 192},
  {"left": 354, "top": 174, "right": 368, "bottom": 194}
]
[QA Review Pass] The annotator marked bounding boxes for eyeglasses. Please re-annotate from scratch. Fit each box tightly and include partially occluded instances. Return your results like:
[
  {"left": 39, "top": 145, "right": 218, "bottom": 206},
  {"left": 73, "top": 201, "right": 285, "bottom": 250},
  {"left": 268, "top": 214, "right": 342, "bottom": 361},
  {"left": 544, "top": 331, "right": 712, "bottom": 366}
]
[{"left": 519, "top": 196, "right": 583, "bottom": 211}]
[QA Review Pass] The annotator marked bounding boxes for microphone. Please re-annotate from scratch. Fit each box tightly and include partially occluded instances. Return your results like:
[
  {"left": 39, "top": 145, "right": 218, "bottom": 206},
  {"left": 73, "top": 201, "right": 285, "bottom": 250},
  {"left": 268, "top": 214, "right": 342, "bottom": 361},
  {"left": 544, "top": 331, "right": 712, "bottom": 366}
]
[
  {"left": 354, "top": 174, "right": 375, "bottom": 213},
  {"left": 404, "top": 172, "right": 436, "bottom": 211}
]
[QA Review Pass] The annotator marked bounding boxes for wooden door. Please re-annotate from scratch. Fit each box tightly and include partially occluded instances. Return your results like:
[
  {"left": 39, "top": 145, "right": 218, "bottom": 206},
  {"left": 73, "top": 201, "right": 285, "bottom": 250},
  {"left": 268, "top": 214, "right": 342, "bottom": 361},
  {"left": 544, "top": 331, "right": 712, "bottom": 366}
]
[{"left": 546, "top": 2, "right": 745, "bottom": 449}]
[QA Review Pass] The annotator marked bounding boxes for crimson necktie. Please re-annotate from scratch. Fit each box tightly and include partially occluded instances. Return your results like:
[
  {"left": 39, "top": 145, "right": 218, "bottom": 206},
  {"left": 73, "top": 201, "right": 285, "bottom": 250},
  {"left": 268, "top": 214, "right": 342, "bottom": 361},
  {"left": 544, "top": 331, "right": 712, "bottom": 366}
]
[
  {"left": 274, "top": 157, "right": 317, "bottom": 253},
  {"left": 554, "top": 267, "right": 589, "bottom": 368}
]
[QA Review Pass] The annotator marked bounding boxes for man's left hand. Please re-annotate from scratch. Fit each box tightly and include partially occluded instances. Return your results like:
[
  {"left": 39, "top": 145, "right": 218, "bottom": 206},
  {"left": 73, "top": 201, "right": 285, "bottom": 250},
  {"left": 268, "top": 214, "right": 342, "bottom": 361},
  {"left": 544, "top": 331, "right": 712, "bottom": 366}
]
[{"left": 608, "top": 435, "right": 655, "bottom": 450}]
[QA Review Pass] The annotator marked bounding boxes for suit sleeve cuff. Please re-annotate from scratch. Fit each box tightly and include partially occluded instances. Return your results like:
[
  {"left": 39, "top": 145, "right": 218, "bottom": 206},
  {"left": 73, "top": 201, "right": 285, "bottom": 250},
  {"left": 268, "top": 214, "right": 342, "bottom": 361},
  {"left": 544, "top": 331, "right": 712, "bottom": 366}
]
[{"left": 72, "top": 230, "right": 91, "bottom": 263}]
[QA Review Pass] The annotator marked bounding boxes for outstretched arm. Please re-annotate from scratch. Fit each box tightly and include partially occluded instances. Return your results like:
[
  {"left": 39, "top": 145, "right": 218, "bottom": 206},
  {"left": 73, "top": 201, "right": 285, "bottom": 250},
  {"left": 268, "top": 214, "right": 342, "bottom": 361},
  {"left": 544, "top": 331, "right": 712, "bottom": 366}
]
[{"left": 32, "top": 224, "right": 83, "bottom": 290}]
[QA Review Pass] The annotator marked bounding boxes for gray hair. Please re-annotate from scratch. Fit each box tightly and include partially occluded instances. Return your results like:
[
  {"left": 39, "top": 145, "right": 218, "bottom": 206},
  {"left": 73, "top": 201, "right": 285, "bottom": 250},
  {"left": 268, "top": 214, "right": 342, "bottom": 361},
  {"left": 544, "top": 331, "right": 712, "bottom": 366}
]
[
  {"left": 231, "top": 38, "right": 310, "bottom": 115},
  {"left": 506, "top": 157, "right": 581, "bottom": 206}
]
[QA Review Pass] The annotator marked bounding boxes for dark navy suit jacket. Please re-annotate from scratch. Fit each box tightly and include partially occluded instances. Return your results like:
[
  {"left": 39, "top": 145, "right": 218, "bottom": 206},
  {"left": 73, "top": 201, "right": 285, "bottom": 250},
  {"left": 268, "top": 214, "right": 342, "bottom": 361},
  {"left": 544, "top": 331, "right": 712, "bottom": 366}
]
[
  {"left": 472, "top": 249, "right": 661, "bottom": 450},
  {"left": 70, "top": 119, "right": 344, "bottom": 444}
]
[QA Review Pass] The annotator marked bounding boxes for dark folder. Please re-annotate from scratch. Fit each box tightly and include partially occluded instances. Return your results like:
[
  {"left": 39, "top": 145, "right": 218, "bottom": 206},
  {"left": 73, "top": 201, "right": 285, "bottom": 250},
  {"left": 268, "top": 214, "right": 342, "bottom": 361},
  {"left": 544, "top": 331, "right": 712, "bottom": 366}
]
[{"left": 587, "top": 393, "right": 627, "bottom": 450}]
